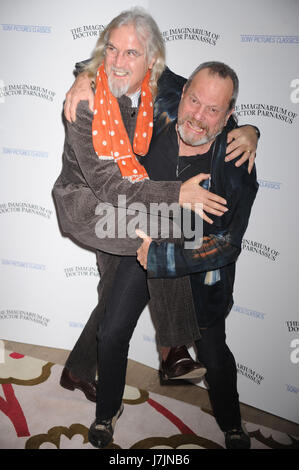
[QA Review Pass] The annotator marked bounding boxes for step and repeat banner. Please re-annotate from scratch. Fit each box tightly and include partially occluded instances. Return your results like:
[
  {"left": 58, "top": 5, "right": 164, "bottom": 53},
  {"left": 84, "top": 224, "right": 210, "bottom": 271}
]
[{"left": 0, "top": 0, "right": 298, "bottom": 424}]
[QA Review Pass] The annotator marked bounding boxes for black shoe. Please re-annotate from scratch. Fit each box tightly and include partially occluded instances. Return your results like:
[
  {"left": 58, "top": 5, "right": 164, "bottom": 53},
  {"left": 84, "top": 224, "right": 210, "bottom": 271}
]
[
  {"left": 160, "top": 346, "right": 207, "bottom": 382},
  {"left": 88, "top": 404, "right": 124, "bottom": 449},
  {"left": 225, "top": 427, "right": 251, "bottom": 449},
  {"left": 60, "top": 367, "right": 97, "bottom": 402}
]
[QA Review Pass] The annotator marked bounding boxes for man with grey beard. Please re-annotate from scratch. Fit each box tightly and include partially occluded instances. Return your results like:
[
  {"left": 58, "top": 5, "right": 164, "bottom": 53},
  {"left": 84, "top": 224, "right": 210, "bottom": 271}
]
[{"left": 137, "top": 62, "right": 258, "bottom": 449}]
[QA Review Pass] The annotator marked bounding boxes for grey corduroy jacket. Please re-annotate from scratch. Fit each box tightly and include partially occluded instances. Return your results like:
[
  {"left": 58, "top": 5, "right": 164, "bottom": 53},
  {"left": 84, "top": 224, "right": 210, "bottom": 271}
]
[{"left": 52, "top": 68, "right": 202, "bottom": 346}]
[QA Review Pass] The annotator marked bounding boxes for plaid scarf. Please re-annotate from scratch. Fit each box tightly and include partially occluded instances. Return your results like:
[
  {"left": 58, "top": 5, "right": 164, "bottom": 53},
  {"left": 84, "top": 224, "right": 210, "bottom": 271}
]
[{"left": 92, "top": 63, "right": 153, "bottom": 182}]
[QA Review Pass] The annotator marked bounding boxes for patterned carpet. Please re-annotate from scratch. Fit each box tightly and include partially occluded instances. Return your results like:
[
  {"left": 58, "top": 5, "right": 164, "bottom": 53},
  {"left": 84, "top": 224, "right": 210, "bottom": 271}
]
[{"left": 0, "top": 348, "right": 298, "bottom": 450}]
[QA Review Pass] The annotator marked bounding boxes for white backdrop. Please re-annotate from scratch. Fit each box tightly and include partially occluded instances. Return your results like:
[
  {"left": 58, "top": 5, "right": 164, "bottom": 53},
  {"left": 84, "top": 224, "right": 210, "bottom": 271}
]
[{"left": 0, "top": 0, "right": 298, "bottom": 425}]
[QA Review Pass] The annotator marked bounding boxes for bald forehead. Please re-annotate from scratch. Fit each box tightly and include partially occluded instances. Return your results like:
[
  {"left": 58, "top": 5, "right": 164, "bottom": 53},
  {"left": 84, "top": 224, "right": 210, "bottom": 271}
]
[{"left": 189, "top": 68, "right": 234, "bottom": 109}]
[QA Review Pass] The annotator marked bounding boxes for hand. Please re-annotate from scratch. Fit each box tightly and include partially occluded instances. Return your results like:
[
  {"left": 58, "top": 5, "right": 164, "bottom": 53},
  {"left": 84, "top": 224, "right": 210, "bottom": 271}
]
[
  {"left": 136, "top": 229, "right": 152, "bottom": 269},
  {"left": 226, "top": 125, "right": 258, "bottom": 174},
  {"left": 179, "top": 173, "right": 228, "bottom": 224},
  {"left": 64, "top": 72, "right": 94, "bottom": 122}
]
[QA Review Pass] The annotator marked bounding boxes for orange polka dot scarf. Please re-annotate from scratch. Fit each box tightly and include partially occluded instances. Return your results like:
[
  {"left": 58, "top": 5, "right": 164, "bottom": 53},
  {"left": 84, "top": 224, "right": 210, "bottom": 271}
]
[{"left": 92, "top": 63, "right": 153, "bottom": 183}]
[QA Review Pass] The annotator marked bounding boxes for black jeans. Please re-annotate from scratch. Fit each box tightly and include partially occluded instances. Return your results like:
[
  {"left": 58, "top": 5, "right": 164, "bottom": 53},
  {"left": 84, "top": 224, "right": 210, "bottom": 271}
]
[
  {"left": 96, "top": 256, "right": 149, "bottom": 420},
  {"left": 195, "top": 318, "right": 241, "bottom": 432},
  {"left": 64, "top": 254, "right": 121, "bottom": 383}
]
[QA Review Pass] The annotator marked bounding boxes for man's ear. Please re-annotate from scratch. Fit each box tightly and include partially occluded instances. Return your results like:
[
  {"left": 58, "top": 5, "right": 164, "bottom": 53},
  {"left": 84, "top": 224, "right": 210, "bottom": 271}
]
[
  {"left": 148, "top": 56, "right": 156, "bottom": 70},
  {"left": 224, "top": 108, "right": 234, "bottom": 125}
]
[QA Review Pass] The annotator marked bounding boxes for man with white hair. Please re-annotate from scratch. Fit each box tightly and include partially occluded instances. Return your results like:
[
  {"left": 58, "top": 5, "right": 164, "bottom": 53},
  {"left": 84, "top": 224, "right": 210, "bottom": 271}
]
[{"left": 53, "top": 8, "right": 259, "bottom": 448}]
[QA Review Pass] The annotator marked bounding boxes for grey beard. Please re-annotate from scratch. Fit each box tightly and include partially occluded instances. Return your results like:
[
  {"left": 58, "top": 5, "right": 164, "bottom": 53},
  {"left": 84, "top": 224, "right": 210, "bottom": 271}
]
[
  {"left": 177, "top": 123, "right": 209, "bottom": 147},
  {"left": 108, "top": 75, "right": 130, "bottom": 98},
  {"left": 177, "top": 122, "right": 223, "bottom": 147}
]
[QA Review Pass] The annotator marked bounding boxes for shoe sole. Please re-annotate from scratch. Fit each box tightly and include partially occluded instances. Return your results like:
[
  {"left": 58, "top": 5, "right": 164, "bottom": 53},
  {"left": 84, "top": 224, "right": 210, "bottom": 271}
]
[{"left": 162, "top": 367, "right": 207, "bottom": 381}]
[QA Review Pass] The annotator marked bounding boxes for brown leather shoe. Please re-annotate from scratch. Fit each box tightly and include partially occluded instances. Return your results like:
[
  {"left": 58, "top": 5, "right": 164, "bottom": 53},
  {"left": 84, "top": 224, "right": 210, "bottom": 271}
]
[
  {"left": 160, "top": 346, "right": 207, "bottom": 382},
  {"left": 60, "top": 367, "right": 97, "bottom": 402}
]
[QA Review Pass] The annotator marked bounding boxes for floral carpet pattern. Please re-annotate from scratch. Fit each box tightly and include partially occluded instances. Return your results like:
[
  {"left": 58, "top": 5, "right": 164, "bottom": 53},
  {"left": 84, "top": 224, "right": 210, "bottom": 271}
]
[{"left": 0, "top": 349, "right": 298, "bottom": 450}]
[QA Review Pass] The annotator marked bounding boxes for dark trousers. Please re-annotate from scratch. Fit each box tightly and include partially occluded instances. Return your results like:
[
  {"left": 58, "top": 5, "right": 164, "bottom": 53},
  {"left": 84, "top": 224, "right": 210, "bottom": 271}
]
[
  {"left": 195, "top": 318, "right": 241, "bottom": 431},
  {"left": 66, "top": 255, "right": 241, "bottom": 430},
  {"left": 96, "top": 256, "right": 149, "bottom": 420},
  {"left": 95, "top": 256, "right": 241, "bottom": 429},
  {"left": 64, "top": 254, "right": 121, "bottom": 383},
  {"left": 64, "top": 254, "right": 199, "bottom": 382}
]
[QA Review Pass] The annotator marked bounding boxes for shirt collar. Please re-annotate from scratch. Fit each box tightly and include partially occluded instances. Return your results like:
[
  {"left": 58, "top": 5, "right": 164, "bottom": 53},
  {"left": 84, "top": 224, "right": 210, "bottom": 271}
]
[{"left": 127, "top": 89, "right": 141, "bottom": 108}]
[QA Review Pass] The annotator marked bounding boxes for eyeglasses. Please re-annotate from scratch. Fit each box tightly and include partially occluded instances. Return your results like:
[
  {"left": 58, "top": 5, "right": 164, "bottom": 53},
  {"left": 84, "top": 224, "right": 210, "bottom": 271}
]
[{"left": 104, "top": 43, "right": 145, "bottom": 61}]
